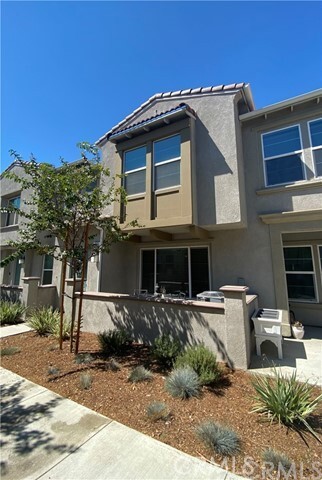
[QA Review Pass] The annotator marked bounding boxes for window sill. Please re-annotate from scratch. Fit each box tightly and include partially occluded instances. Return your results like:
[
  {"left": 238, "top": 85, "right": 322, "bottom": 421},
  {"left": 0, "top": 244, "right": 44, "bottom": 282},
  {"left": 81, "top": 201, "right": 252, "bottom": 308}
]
[
  {"left": 289, "top": 301, "right": 321, "bottom": 308},
  {"left": 256, "top": 179, "right": 322, "bottom": 196},
  {"left": 127, "top": 193, "right": 146, "bottom": 201},
  {"left": 155, "top": 185, "right": 181, "bottom": 196}
]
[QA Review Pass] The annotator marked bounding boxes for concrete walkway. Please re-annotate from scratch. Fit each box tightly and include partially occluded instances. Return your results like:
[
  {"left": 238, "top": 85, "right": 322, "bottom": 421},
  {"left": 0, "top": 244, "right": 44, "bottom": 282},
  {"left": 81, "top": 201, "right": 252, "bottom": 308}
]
[
  {"left": 249, "top": 326, "right": 322, "bottom": 386},
  {"left": 0, "top": 368, "right": 243, "bottom": 480},
  {"left": 0, "top": 323, "right": 33, "bottom": 338}
]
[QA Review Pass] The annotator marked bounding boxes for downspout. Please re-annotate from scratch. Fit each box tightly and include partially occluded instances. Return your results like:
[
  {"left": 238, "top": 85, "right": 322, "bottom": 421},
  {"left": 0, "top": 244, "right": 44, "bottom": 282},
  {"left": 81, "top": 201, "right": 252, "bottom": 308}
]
[{"left": 97, "top": 228, "right": 104, "bottom": 292}]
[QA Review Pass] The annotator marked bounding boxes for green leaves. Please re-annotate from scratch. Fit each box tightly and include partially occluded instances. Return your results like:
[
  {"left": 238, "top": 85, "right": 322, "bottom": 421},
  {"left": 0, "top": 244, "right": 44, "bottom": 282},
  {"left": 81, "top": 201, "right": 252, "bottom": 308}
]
[{"left": 251, "top": 368, "right": 322, "bottom": 441}]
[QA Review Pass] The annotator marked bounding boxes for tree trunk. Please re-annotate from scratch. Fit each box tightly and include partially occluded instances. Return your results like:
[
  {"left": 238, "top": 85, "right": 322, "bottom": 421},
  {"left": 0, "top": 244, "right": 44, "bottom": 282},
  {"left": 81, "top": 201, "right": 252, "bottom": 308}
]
[
  {"left": 59, "top": 256, "right": 67, "bottom": 350},
  {"left": 69, "top": 263, "right": 77, "bottom": 353},
  {"left": 75, "top": 223, "right": 89, "bottom": 354}
]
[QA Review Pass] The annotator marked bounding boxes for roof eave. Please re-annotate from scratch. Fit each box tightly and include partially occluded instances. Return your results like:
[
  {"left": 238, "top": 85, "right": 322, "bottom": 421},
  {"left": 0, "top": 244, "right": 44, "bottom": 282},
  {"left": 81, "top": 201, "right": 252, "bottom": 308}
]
[{"left": 239, "top": 88, "right": 322, "bottom": 122}]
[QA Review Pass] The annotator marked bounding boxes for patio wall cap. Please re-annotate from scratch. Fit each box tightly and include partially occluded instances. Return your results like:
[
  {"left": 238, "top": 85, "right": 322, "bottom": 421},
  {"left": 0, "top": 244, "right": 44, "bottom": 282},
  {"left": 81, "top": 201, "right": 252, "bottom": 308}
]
[
  {"left": 220, "top": 285, "right": 249, "bottom": 293},
  {"left": 38, "top": 284, "right": 56, "bottom": 289},
  {"left": 65, "top": 278, "right": 82, "bottom": 284},
  {"left": 22, "top": 277, "right": 41, "bottom": 281},
  {"left": 0, "top": 284, "right": 23, "bottom": 290}
]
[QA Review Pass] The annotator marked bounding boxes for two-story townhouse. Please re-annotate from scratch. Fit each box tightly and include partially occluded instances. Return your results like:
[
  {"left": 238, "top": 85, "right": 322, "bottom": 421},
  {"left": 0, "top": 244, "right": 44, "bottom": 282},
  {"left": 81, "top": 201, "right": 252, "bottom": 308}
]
[
  {"left": 1, "top": 83, "right": 321, "bottom": 330},
  {"left": 94, "top": 83, "right": 322, "bottom": 328}
]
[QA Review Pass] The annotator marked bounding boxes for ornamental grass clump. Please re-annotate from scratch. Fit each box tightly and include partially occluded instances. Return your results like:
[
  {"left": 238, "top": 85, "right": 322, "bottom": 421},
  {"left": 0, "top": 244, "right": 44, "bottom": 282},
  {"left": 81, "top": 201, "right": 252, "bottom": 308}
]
[
  {"left": 0, "top": 300, "right": 26, "bottom": 325},
  {"left": 75, "top": 353, "right": 94, "bottom": 365},
  {"left": 174, "top": 344, "right": 221, "bottom": 385},
  {"left": 152, "top": 334, "right": 182, "bottom": 368},
  {"left": 0, "top": 346, "right": 21, "bottom": 356},
  {"left": 27, "top": 307, "right": 62, "bottom": 336},
  {"left": 165, "top": 366, "right": 200, "bottom": 399},
  {"left": 98, "top": 328, "right": 131, "bottom": 356},
  {"left": 262, "top": 448, "right": 292, "bottom": 470},
  {"left": 252, "top": 368, "right": 322, "bottom": 441},
  {"left": 79, "top": 372, "right": 92, "bottom": 390},
  {"left": 128, "top": 366, "right": 153, "bottom": 383},
  {"left": 146, "top": 401, "right": 170, "bottom": 422},
  {"left": 196, "top": 421, "right": 241, "bottom": 456}
]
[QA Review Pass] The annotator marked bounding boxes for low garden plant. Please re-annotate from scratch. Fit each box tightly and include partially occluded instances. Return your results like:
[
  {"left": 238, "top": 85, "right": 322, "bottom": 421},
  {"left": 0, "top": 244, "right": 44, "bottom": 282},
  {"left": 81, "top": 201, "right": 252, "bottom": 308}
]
[
  {"left": 98, "top": 328, "right": 131, "bottom": 356},
  {"left": 251, "top": 368, "right": 322, "bottom": 440},
  {"left": 0, "top": 346, "right": 21, "bottom": 356},
  {"left": 128, "top": 366, "right": 153, "bottom": 383},
  {"left": 47, "top": 366, "right": 60, "bottom": 376},
  {"left": 0, "top": 300, "right": 26, "bottom": 325},
  {"left": 174, "top": 344, "right": 221, "bottom": 385},
  {"left": 27, "top": 306, "right": 70, "bottom": 339},
  {"left": 152, "top": 333, "right": 182, "bottom": 368},
  {"left": 79, "top": 372, "right": 92, "bottom": 390},
  {"left": 262, "top": 448, "right": 292, "bottom": 470},
  {"left": 75, "top": 353, "right": 94, "bottom": 365},
  {"left": 146, "top": 401, "right": 170, "bottom": 422},
  {"left": 196, "top": 420, "right": 241, "bottom": 456},
  {"left": 165, "top": 366, "right": 200, "bottom": 399}
]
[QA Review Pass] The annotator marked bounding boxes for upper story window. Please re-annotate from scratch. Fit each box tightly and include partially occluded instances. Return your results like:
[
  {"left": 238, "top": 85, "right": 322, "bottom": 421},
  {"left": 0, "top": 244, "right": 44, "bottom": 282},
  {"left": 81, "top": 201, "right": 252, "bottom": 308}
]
[
  {"left": 153, "top": 134, "right": 181, "bottom": 190},
  {"left": 5, "top": 195, "right": 21, "bottom": 226},
  {"left": 308, "top": 118, "right": 322, "bottom": 178},
  {"left": 123, "top": 146, "right": 146, "bottom": 196},
  {"left": 262, "top": 125, "right": 304, "bottom": 187}
]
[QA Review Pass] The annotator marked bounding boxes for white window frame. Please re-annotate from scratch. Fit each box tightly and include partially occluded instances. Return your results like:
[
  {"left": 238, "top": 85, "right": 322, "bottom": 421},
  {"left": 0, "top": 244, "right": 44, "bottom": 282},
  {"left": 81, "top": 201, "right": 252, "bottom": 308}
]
[
  {"left": 153, "top": 134, "right": 181, "bottom": 192},
  {"left": 5, "top": 195, "right": 21, "bottom": 227},
  {"left": 308, "top": 118, "right": 322, "bottom": 178},
  {"left": 139, "top": 245, "right": 211, "bottom": 298},
  {"left": 284, "top": 245, "right": 318, "bottom": 303},
  {"left": 261, "top": 124, "right": 306, "bottom": 187},
  {"left": 318, "top": 245, "right": 322, "bottom": 279},
  {"left": 42, "top": 254, "right": 54, "bottom": 285},
  {"left": 123, "top": 145, "right": 147, "bottom": 197}
]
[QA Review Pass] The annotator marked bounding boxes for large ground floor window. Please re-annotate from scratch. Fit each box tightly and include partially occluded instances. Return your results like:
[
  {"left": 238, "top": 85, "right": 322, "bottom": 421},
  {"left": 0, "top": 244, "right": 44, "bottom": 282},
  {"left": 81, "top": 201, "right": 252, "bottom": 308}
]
[
  {"left": 283, "top": 246, "right": 317, "bottom": 302},
  {"left": 141, "top": 246, "right": 210, "bottom": 298}
]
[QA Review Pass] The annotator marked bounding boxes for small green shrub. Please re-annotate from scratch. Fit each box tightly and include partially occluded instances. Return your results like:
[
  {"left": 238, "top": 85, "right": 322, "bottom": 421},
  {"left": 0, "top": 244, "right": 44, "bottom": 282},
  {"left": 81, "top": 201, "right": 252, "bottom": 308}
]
[
  {"left": 175, "top": 344, "right": 221, "bottom": 385},
  {"left": 79, "top": 372, "right": 92, "bottom": 390},
  {"left": 98, "top": 328, "right": 131, "bottom": 356},
  {"left": 146, "top": 401, "right": 170, "bottom": 422},
  {"left": 0, "top": 301, "right": 26, "bottom": 325},
  {"left": 107, "top": 358, "right": 121, "bottom": 371},
  {"left": 128, "top": 366, "right": 153, "bottom": 383},
  {"left": 0, "top": 346, "right": 21, "bottom": 356},
  {"left": 262, "top": 448, "right": 292, "bottom": 470},
  {"left": 48, "top": 366, "right": 60, "bottom": 376},
  {"left": 51, "top": 317, "right": 71, "bottom": 340},
  {"left": 252, "top": 368, "right": 322, "bottom": 440},
  {"left": 75, "top": 353, "right": 93, "bottom": 365},
  {"left": 196, "top": 421, "right": 241, "bottom": 456},
  {"left": 153, "top": 334, "right": 182, "bottom": 368},
  {"left": 165, "top": 366, "right": 200, "bottom": 399},
  {"left": 27, "top": 307, "right": 59, "bottom": 336}
]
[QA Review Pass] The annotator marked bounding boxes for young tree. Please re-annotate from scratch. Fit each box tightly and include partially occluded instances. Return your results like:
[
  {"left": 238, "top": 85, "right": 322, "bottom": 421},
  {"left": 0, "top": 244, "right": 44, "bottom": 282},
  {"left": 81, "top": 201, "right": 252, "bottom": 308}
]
[{"left": 1, "top": 143, "right": 135, "bottom": 352}]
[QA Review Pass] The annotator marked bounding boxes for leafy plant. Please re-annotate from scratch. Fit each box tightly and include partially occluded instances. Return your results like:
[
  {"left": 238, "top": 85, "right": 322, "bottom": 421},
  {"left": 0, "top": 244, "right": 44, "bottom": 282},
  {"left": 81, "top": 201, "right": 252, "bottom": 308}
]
[
  {"left": 128, "top": 366, "right": 153, "bottom": 383},
  {"left": 196, "top": 421, "right": 241, "bottom": 456},
  {"left": 0, "top": 346, "right": 21, "bottom": 356},
  {"left": 0, "top": 301, "right": 26, "bottom": 325},
  {"left": 175, "top": 344, "right": 221, "bottom": 385},
  {"left": 107, "top": 358, "right": 121, "bottom": 371},
  {"left": 262, "top": 448, "right": 292, "bottom": 470},
  {"left": 79, "top": 372, "right": 92, "bottom": 390},
  {"left": 75, "top": 353, "right": 93, "bottom": 365},
  {"left": 51, "top": 316, "right": 71, "bottom": 340},
  {"left": 165, "top": 366, "right": 200, "bottom": 399},
  {"left": 252, "top": 368, "right": 322, "bottom": 440},
  {"left": 146, "top": 401, "right": 170, "bottom": 422},
  {"left": 153, "top": 334, "right": 182, "bottom": 368},
  {"left": 27, "top": 307, "right": 60, "bottom": 336},
  {"left": 48, "top": 366, "right": 60, "bottom": 376},
  {"left": 98, "top": 328, "right": 131, "bottom": 355}
]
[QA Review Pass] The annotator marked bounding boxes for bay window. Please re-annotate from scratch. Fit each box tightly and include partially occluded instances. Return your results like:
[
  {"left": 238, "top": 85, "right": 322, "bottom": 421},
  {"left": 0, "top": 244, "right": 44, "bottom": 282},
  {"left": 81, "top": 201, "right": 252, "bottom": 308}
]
[
  {"left": 124, "top": 146, "right": 146, "bottom": 195},
  {"left": 153, "top": 134, "right": 181, "bottom": 190}
]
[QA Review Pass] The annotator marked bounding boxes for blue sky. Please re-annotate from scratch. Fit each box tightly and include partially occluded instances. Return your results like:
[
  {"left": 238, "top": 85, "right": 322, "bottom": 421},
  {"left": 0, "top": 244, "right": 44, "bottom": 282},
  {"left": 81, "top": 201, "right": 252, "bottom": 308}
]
[{"left": 1, "top": 1, "right": 321, "bottom": 170}]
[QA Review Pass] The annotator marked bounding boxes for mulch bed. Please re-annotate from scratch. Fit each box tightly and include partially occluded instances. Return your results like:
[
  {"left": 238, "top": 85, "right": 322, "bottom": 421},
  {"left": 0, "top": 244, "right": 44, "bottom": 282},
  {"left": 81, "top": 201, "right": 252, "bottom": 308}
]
[{"left": 1, "top": 331, "right": 321, "bottom": 479}]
